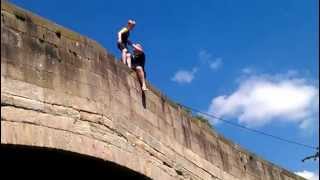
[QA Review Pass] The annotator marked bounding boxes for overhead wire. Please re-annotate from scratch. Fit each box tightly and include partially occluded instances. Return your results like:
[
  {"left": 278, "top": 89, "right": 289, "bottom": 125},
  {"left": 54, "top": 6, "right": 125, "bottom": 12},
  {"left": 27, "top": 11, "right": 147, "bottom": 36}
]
[{"left": 178, "top": 103, "right": 318, "bottom": 150}]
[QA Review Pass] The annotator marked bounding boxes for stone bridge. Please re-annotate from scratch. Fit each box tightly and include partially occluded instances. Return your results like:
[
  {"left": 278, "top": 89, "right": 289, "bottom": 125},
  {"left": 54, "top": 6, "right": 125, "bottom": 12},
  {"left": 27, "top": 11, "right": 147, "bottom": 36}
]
[{"left": 1, "top": 1, "right": 304, "bottom": 180}]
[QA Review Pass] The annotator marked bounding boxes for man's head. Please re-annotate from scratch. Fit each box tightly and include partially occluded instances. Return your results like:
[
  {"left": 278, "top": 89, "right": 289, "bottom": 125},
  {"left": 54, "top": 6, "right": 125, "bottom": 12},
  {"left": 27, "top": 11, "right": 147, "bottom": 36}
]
[
  {"left": 132, "top": 43, "right": 143, "bottom": 53},
  {"left": 127, "top": 19, "right": 136, "bottom": 30}
]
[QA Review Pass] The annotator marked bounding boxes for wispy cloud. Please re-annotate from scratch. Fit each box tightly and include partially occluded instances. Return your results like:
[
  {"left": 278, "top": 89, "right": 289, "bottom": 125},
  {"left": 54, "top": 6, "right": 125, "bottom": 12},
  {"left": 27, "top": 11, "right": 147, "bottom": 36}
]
[
  {"left": 199, "top": 50, "right": 223, "bottom": 70},
  {"left": 209, "top": 58, "right": 222, "bottom": 70},
  {"left": 241, "top": 67, "right": 254, "bottom": 74},
  {"left": 171, "top": 68, "right": 198, "bottom": 84},
  {"left": 207, "top": 72, "right": 319, "bottom": 131},
  {"left": 199, "top": 50, "right": 212, "bottom": 63},
  {"left": 295, "top": 170, "right": 319, "bottom": 180}
]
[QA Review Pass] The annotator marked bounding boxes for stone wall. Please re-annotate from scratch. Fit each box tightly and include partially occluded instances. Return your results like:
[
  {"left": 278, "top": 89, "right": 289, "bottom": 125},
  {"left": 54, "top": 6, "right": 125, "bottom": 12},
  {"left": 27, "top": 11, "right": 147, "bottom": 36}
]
[{"left": 1, "top": 1, "right": 305, "bottom": 180}]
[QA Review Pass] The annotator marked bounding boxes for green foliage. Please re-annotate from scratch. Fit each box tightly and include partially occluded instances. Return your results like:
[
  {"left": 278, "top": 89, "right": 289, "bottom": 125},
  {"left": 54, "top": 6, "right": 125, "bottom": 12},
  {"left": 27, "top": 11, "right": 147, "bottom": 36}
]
[
  {"left": 193, "top": 115, "right": 214, "bottom": 130},
  {"left": 179, "top": 105, "right": 192, "bottom": 115},
  {"left": 184, "top": 108, "right": 192, "bottom": 115},
  {"left": 178, "top": 104, "right": 214, "bottom": 131}
]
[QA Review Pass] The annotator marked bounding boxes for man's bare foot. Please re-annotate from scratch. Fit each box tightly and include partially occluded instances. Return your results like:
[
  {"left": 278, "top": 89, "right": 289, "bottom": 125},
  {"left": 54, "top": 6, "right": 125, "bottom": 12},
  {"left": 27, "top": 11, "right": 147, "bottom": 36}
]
[{"left": 142, "top": 86, "right": 149, "bottom": 91}]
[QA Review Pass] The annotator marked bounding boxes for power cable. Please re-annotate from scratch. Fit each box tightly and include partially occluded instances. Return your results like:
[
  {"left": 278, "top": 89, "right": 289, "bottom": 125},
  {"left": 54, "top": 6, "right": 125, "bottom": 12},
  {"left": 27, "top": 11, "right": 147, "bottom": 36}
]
[{"left": 178, "top": 103, "right": 318, "bottom": 150}]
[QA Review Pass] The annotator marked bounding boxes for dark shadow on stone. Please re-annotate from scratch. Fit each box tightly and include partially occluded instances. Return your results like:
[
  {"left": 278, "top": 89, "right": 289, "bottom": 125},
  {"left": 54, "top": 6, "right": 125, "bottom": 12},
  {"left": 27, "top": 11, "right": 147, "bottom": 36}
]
[
  {"left": 1, "top": 144, "right": 152, "bottom": 180},
  {"left": 14, "top": 13, "right": 26, "bottom": 22},
  {"left": 55, "top": 31, "right": 61, "bottom": 39},
  {"left": 142, "top": 91, "right": 147, "bottom": 109},
  {"left": 135, "top": 70, "right": 146, "bottom": 109}
]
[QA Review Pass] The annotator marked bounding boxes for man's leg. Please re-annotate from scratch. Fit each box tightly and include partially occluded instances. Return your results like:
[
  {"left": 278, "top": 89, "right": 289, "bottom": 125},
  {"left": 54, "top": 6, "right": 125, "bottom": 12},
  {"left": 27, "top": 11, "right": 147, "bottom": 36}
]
[
  {"left": 121, "top": 49, "right": 128, "bottom": 65},
  {"left": 126, "top": 53, "right": 132, "bottom": 68},
  {"left": 136, "top": 67, "right": 148, "bottom": 91}
]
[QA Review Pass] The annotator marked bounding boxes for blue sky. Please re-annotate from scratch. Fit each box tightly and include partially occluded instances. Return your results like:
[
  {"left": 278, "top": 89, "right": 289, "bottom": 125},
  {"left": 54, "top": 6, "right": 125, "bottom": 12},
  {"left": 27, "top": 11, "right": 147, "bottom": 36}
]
[{"left": 10, "top": 0, "right": 319, "bottom": 179}]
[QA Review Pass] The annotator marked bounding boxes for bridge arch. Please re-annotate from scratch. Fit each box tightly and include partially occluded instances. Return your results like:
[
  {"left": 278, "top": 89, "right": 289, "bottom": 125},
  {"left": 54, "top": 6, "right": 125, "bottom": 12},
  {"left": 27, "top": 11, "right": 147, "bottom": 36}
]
[{"left": 2, "top": 143, "right": 151, "bottom": 179}]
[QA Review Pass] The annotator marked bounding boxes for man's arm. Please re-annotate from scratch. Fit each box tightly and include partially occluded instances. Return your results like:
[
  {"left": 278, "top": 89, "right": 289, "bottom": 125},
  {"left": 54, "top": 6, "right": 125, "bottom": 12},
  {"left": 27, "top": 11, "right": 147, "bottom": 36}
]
[{"left": 127, "top": 40, "right": 133, "bottom": 46}]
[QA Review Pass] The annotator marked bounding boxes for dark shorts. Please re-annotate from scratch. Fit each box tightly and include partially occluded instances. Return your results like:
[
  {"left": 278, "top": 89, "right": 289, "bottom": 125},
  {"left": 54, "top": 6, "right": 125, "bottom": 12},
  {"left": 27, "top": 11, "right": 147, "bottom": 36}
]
[
  {"left": 131, "top": 56, "right": 145, "bottom": 70},
  {"left": 117, "top": 42, "right": 128, "bottom": 51},
  {"left": 131, "top": 53, "right": 146, "bottom": 78}
]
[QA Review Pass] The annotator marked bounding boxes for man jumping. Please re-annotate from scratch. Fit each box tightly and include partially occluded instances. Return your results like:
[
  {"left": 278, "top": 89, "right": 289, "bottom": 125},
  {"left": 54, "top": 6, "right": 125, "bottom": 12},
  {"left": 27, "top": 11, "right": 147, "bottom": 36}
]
[{"left": 131, "top": 43, "right": 148, "bottom": 91}]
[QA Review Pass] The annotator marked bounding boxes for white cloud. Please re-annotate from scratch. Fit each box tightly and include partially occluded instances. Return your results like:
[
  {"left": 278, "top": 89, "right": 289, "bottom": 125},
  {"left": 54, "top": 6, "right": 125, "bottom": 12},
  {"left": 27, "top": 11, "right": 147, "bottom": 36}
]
[
  {"left": 171, "top": 68, "right": 198, "bottom": 84},
  {"left": 295, "top": 170, "right": 319, "bottom": 180},
  {"left": 209, "top": 58, "right": 222, "bottom": 70},
  {"left": 199, "top": 50, "right": 222, "bottom": 70},
  {"left": 242, "top": 67, "right": 254, "bottom": 74},
  {"left": 199, "top": 49, "right": 212, "bottom": 63},
  {"left": 208, "top": 73, "right": 319, "bottom": 129}
]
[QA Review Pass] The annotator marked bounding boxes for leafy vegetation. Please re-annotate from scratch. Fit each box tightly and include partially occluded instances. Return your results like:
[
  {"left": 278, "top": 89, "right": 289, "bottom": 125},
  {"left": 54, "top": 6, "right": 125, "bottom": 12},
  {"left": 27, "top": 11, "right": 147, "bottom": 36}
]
[
  {"left": 178, "top": 104, "right": 214, "bottom": 130},
  {"left": 193, "top": 115, "right": 214, "bottom": 130}
]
